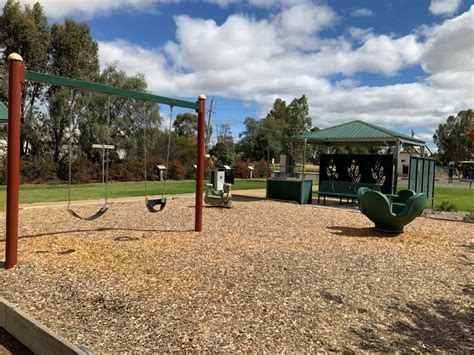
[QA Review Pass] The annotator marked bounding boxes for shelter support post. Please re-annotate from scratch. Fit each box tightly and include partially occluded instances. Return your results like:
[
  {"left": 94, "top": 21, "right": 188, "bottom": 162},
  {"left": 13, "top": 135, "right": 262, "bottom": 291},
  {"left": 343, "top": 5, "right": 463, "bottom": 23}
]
[
  {"left": 5, "top": 54, "right": 25, "bottom": 269},
  {"left": 301, "top": 139, "right": 307, "bottom": 204},
  {"left": 195, "top": 95, "right": 206, "bottom": 232},
  {"left": 393, "top": 139, "right": 399, "bottom": 194}
]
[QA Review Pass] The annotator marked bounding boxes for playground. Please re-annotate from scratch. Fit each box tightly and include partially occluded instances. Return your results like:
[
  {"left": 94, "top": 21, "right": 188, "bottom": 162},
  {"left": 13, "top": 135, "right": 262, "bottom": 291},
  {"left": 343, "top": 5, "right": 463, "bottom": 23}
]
[
  {"left": 1, "top": 53, "right": 472, "bottom": 353},
  {"left": 0, "top": 194, "right": 472, "bottom": 352}
]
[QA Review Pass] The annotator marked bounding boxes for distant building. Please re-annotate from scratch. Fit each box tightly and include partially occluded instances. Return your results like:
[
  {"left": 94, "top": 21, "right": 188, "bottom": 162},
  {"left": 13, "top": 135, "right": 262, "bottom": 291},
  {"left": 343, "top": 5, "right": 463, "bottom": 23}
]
[{"left": 398, "top": 150, "right": 411, "bottom": 177}]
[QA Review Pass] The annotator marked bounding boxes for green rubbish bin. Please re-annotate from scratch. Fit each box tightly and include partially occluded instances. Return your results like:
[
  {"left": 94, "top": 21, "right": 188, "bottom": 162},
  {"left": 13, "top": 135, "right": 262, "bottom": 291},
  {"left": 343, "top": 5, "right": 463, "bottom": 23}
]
[{"left": 266, "top": 178, "right": 313, "bottom": 204}]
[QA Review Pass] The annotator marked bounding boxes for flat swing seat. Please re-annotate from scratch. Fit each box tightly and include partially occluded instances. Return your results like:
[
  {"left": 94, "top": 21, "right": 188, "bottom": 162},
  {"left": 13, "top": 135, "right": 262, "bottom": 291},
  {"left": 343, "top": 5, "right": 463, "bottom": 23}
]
[
  {"left": 67, "top": 205, "right": 109, "bottom": 221},
  {"left": 146, "top": 197, "right": 166, "bottom": 213}
]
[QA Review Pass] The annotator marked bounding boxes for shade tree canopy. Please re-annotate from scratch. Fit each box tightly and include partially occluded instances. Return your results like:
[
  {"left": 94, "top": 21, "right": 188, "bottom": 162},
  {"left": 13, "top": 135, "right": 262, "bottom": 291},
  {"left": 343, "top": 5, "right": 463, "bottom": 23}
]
[
  {"left": 236, "top": 95, "right": 312, "bottom": 163},
  {"left": 433, "top": 109, "right": 473, "bottom": 164}
]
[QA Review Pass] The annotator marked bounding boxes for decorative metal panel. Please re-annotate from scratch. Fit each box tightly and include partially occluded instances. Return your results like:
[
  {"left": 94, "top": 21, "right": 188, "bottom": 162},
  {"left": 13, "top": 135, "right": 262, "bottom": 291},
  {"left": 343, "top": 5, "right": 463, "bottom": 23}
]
[{"left": 319, "top": 154, "right": 394, "bottom": 194}]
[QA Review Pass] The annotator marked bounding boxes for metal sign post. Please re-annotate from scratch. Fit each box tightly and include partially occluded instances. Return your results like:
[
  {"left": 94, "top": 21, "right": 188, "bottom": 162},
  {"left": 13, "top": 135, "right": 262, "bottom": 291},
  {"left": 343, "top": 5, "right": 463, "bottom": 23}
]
[{"left": 92, "top": 144, "right": 115, "bottom": 183}]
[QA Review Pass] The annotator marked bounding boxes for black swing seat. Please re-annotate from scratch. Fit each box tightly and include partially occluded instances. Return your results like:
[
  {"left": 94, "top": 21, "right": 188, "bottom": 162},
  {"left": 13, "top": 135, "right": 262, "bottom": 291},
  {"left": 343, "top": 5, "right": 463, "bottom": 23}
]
[
  {"left": 146, "top": 197, "right": 166, "bottom": 213},
  {"left": 67, "top": 205, "right": 109, "bottom": 221}
]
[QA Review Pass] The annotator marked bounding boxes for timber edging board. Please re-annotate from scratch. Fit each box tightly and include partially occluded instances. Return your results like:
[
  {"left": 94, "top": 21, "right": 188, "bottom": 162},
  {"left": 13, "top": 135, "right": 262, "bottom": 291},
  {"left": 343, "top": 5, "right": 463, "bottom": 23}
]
[{"left": 0, "top": 296, "right": 89, "bottom": 355}]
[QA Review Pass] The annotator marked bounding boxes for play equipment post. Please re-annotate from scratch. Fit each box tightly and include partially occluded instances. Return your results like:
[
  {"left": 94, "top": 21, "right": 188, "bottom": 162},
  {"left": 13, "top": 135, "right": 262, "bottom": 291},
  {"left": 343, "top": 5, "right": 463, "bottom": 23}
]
[
  {"left": 195, "top": 95, "right": 206, "bottom": 232},
  {"left": 5, "top": 53, "right": 25, "bottom": 269}
]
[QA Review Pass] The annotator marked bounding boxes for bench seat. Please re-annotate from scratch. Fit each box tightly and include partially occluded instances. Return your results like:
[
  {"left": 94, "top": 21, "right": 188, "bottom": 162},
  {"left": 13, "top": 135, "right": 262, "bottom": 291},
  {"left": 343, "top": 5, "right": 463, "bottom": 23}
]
[{"left": 317, "top": 180, "right": 381, "bottom": 204}]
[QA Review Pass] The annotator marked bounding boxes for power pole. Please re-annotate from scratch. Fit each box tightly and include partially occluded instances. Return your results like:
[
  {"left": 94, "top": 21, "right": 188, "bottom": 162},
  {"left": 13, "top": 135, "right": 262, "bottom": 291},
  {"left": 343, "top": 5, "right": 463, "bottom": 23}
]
[{"left": 206, "top": 97, "right": 215, "bottom": 149}]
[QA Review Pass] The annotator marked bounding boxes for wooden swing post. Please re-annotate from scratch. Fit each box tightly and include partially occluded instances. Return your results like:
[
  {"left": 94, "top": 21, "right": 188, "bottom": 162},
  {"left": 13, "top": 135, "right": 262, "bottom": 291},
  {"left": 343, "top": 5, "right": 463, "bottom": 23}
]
[{"left": 5, "top": 53, "right": 25, "bottom": 269}]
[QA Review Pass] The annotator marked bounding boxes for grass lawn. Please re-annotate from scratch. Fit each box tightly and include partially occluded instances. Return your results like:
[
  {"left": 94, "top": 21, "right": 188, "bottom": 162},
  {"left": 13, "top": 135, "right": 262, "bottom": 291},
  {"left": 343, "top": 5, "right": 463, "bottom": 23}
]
[
  {"left": 0, "top": 179, "right": 267, "bottom": 210},
  {"left": 398, "top": 184, "right": 474, "bottom": 212}
]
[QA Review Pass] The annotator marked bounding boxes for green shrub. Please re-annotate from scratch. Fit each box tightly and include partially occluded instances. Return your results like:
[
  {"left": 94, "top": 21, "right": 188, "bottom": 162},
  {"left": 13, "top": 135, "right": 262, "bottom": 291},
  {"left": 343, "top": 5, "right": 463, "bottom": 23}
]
[
  {"left": 110, "top": 157, "right": 165, "bottom": 182},
  {"left": 463, "top": 212, "right": 474, "bottom": 223},
  {"left": 167, "top": 160, "right": 185, "bottom": 180},
  {"left": 234, "top": 158, "right": 249, "bottom": 178},
  {"left": 254, "top": 160, "right": 270, "bottom": 178},
  {"left": 435, "top": 201, "right": 458, "bottom": 212},
  {"left": 20, "top": 158, "right": 59, "bottom": 183},
  {"left": 71, "top": 158, "right": 100, "bottom": 183}
]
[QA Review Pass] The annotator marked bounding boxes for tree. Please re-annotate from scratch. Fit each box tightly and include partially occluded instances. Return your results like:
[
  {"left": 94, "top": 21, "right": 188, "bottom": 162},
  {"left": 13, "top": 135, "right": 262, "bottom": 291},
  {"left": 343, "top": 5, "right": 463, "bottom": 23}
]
[
  {"left": 433, "top": 109, "right": 474, "bottom": 165},
  {"left": 236, "top": 117, "right": 275, "bottom": 161},
  {"left": 0, "top": 1, "right": 168, "bottom": 182},
  {"left": 210, "top": 124, "right": 235, "bottom": 167},
  {"left": 173, "top": 112, "right": 198, "bottom": 136},
  {"left": 172, "top": 111, "right": 212, "bottom": 142},
  {"left": 236, "top": 95, "right": 312, "bottom": 164},
  {"left": 282, "top": 95, "right": 311, "bottom": 165},
  {"left": 0, "top": 0, "right": 50, "bottom": 156},
  {"left": 44, "top": 18, "right": 100, "bottom": 163},
  {"left": 80, "top": 64, "right": 160, "bottom": 163}
]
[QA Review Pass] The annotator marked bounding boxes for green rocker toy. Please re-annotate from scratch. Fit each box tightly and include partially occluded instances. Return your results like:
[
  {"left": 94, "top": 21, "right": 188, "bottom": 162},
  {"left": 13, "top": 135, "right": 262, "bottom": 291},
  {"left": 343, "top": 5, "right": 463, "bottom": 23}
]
[
  {"left": 357, "top": 188, "right": 427, "bottom": 233},
  {"left": 204, "top": 183, "right": 233, "bottom": 208}
]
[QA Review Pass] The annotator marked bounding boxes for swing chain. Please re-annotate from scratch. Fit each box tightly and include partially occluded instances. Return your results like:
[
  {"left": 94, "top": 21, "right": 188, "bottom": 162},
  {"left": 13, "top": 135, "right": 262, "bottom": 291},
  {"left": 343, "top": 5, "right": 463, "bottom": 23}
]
[
  {"left": 67, "top": 91, "right": 78, "bottom": 210},
  {"left": 67, "top": 92, "right": 110, "bottom": 212},
  {"left": 143, "top": 103, "right": 149, "bottom": 198},
  {"left": 104, "top": 95, "right": 111, "bottom": 205},
  {"left": 143, "top": 104, "right": 173, "bottom": 199},
  {"left": 162, "top": 105, "right": 173, "bottom": 198}
]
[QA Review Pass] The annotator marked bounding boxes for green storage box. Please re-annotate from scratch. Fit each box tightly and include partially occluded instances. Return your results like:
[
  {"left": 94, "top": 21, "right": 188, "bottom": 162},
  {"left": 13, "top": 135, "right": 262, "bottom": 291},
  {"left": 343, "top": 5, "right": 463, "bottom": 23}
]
[{"left": 266, "top": 178, "right": 313, "bottom": 204}]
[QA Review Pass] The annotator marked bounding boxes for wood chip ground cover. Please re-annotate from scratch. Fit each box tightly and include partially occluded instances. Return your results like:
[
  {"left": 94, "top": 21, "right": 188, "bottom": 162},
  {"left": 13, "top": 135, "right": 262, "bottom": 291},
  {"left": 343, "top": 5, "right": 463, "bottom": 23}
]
[{"left": 0, "top": 195, "right": 472, "bottom": 352}]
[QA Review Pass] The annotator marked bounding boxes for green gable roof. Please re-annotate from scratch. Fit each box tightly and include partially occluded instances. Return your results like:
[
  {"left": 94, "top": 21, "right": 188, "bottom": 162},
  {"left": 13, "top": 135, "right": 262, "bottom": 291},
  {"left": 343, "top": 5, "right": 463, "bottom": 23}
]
[
  {"left": 299, "top": 120, "right": 425, "bottom": 145},
  {"left": 0, "top": 102, "right": 7, "bottom": 123}
]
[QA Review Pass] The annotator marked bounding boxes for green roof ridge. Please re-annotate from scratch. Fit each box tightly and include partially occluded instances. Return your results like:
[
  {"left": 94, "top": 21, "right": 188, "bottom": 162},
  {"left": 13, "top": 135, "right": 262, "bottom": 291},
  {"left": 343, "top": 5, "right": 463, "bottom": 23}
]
[
  {"left": 355, "top": 120, "right": 420, "bottom": 142},
  {"left": 298, "top": 119, "right": 425, "bottom": 144}
]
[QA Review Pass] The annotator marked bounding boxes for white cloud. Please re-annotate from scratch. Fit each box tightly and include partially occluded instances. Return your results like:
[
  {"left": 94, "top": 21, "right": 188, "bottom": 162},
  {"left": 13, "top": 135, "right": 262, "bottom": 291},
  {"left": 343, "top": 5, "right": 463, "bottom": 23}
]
[
  {"left": 347, "top": 27, "right": 374, "bottom": 42},
  {"left": 429, "top": 0, "right": 463, "bottom": 16},
  {"left": 97, "top": 4, "right": 474, "bottom": 132},
  {"left": 165, "top": 14, "right": 281, "bottom": 71},
  {"left": 207, "top": 0, "right": 240, "bottom": 8},
  {"left": 414, "top": 132, "right": 436, "bottom": 142},
  {"left": 0, "top": 0, "right": 158, "bottom": 19},
  {"left": 99, "top": 39, "right": 178, "bottom": 94},
  {"left": 421, "top": 6, "right": 474, "bottom": 73},
  {"left": 277, "top": 3, "right": 336, "bottom": 34},
  {"left": 351, "top": 8, "right": 375, "bottom": 17}
]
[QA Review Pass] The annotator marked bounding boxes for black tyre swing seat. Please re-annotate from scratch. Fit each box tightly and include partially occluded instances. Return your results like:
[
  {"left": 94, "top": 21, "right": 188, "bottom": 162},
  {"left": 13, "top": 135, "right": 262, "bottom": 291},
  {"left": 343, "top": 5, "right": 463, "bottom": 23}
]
[
  {"left": 142, "top": 105, "right": 174, "bottom": 214},
  {"left": 145, "top": 197, "right": 166, "bottom": 213}
]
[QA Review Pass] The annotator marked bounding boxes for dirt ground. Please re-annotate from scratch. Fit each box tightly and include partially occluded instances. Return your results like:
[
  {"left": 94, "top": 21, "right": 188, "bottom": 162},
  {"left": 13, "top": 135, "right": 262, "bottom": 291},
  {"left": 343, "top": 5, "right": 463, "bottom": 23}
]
[{"left": 0, "top": 193, "right": 472, "bottom": 352}]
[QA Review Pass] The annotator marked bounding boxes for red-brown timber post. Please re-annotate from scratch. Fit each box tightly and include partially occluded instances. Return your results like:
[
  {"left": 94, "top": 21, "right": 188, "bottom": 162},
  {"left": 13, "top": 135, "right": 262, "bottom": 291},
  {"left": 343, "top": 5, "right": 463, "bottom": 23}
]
[
  {"left": 195, "top": 94, "right": 206, "bottom": 232},
  {"left": 5, "top": 53, "right": 25, "bottom": 269}
]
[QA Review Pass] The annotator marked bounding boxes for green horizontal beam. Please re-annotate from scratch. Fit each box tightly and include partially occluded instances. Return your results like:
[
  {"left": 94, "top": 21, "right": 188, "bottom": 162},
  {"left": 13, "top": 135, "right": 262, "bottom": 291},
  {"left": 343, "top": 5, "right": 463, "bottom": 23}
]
[{"left": 25, "top": 70, "right": 200, "bottom": 110}]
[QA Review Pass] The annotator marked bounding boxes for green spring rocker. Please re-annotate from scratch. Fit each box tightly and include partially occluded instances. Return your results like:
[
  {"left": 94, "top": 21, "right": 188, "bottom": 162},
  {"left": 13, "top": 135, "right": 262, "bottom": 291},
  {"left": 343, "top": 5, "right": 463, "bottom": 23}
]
[
  {"left": 357, "top": 188, "right": 427, "bottom": 233},
  {"left": 204, "top": 183, "right": 233, "bottom": 208}
]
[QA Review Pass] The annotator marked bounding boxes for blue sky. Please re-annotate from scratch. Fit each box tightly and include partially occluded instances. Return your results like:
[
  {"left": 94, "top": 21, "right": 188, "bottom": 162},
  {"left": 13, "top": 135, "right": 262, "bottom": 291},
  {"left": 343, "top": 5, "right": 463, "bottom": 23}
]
[{"left": 7, "top": 0, "right": 474, "bottom": 148}]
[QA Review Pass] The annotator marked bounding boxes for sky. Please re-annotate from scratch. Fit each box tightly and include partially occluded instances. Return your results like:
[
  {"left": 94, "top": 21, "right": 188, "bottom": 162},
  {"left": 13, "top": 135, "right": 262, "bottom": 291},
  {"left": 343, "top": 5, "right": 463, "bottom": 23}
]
[{"left": 5, "top": 0, "right": 474, "bottom": 149}]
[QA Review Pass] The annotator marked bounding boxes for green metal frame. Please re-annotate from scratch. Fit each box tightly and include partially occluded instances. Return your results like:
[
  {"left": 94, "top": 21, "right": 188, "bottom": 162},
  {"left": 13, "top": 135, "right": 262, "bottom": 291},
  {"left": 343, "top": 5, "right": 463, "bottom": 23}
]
[{"left": 25, "top": 70, "right": 199, "bottom": 110}]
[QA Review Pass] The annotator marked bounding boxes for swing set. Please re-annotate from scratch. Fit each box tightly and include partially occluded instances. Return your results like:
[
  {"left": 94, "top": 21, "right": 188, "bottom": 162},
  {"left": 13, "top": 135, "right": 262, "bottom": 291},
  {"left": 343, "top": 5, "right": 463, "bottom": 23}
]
[
  {"left": 65, "top": 98, "right": 174, "bottom": 219},
  {"left": 4, "top": 53, "right": 207, "bottom": 269}
]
